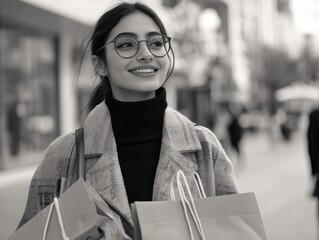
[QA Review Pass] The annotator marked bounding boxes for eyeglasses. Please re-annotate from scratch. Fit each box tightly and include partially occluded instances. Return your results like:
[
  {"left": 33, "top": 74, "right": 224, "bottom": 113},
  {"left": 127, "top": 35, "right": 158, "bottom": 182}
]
[{"left": 98, "top": 34, "right": 171, "bottom": 58}]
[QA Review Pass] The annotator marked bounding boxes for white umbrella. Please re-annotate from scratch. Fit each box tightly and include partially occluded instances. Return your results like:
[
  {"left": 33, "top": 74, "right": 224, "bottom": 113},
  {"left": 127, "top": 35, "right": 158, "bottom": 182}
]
[{"left": 275, "top": 82, "right": 319, "bottom": 102}]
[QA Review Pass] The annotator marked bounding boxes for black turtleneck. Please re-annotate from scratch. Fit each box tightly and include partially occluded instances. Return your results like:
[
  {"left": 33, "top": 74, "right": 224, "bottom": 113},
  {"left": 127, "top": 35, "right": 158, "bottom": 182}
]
[{"left": 105, "top": 88, "right": 167, "bottom": 204}]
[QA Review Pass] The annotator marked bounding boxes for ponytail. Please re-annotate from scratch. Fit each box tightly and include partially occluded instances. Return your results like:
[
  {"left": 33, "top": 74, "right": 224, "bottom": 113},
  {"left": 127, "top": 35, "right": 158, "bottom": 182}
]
[{"left": 88, "top": 76, "right": 111, "bottom": 111}]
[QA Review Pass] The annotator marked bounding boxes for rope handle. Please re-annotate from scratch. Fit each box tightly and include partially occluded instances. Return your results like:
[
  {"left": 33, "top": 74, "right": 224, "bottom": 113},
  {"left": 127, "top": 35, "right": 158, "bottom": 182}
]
[
  {"left": 193, "top": 172, "right": 207, "bottom": 199},
  {"left": 170, "top": 171, "right": 207, "bottom": 240},
  {"left": 170, "top": 172, "right": 207, "bottom": 200},
  {"left": 43, "top": 198, "right": 70, "bottom": 240},
  {"left": 176, "top": 171, "right": 207, "bottom": 240}
]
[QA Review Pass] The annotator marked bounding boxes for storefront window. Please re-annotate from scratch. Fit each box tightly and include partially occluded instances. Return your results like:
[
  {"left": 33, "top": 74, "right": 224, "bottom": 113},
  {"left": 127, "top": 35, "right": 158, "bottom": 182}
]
[{"left": 0, "top": 26, "right": 58, "bottom": 169}]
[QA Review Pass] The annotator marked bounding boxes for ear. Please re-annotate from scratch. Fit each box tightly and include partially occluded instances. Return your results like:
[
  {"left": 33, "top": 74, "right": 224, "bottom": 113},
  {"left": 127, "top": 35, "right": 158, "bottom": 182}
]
[{"left": 92, "top": 55, "right": 108, "bottom": 76}]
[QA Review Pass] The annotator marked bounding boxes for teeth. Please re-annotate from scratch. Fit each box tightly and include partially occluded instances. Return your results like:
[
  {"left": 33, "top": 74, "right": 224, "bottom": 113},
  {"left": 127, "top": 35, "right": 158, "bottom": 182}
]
[{"left": 131, "top": 68, "right": 156, "bottom": 74}]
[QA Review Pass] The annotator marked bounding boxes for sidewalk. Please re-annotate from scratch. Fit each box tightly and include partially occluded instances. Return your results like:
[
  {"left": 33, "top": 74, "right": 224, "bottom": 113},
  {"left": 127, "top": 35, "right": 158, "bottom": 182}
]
[
  {"left": 0, "top": 165, "right": 37, "bottom": 240},
  {"left": 235, "top": 130, "right": 318, "bottom": 240}
]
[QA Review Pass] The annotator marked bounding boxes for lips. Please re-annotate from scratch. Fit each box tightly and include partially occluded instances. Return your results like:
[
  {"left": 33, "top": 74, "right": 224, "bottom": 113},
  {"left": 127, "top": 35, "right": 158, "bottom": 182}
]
[{"left": 129, "top": 66, "right": 158, "bottom": 74}]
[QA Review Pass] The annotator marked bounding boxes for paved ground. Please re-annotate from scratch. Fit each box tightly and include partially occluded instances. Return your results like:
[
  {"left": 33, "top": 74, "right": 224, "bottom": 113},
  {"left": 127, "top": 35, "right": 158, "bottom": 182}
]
[
  {"left": 0, "top": 165, "right": 36, "bottom": 240},
  {"left": 0, "top": 129, "right": 318, "bottom": 240},
  {"left": 234, "top": 130, "right": 318, "bottom": 240}
]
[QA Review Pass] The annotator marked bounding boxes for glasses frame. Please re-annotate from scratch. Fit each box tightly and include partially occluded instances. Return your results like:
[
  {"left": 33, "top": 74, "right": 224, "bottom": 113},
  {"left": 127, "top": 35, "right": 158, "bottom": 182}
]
[{"left": 97, "top": 34, "right": 172, "bottom": 59}]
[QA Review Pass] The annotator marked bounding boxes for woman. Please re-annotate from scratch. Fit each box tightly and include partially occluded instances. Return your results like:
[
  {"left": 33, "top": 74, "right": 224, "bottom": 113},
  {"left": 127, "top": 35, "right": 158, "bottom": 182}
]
[{"left": 17, "top": 2, "right": 238, "bottom": 238}]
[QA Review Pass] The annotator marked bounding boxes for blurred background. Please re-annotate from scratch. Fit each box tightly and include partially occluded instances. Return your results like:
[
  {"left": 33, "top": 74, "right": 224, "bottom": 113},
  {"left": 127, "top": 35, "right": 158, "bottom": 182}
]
[{"left": 0, "top": 0, "right": 319, "bottom": 239}]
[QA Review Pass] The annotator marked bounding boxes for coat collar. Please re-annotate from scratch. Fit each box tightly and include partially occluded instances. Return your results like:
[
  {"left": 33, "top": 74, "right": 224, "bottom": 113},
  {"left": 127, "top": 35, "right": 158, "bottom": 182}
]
[{"left": 82, "top": 102, "right": 202, "bottom": 230}]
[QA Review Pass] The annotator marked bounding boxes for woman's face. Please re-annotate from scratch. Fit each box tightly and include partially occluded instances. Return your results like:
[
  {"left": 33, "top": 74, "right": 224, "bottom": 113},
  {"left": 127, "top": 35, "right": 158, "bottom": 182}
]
[{"left": 103, "top": 12, "right": 170, "bottom": 102}]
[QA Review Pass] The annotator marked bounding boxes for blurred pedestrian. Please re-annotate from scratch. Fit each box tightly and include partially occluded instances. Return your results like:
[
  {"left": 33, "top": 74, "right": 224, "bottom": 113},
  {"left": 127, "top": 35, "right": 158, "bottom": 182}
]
[
  {"left": 16, "top": 2, "right": 238, "bottom": 238},
  {"left": 213, "top": 107, "right": 231, "bottom": 152},
  {"left": 227, "top": 104, "right": 244, "bottom": 164},
  {"left": 307, "top": 108, "right": 319, "bottom": 223},
  {"left": 6, "top": 100, "right": 21, "bottom": 156}
]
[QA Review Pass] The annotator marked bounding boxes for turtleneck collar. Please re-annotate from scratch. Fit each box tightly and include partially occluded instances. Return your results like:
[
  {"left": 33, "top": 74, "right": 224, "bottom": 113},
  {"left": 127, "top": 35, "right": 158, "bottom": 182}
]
[{"left": 105, "top": 88, "right": 167, "bottom": 144}]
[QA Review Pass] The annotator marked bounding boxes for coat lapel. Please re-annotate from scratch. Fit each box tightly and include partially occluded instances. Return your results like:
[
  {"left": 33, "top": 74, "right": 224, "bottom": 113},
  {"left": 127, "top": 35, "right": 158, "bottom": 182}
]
[
  {"left": 82, "top": 103, "right": 133, "bottom": 228},
  {"left": 153, "top": 108, "right": 203, "bottom": 201}
]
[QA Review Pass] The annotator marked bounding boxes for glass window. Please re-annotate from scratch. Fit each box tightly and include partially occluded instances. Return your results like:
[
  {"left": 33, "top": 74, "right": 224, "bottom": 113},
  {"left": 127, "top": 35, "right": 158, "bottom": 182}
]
[{"left": 0, "top": 26, "right": 58, "bottom": 169}]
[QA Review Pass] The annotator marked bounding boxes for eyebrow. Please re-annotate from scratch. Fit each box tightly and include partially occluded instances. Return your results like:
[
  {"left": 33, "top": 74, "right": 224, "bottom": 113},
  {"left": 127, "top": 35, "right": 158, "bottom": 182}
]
[{"left": 113, "top": 31, "right": 162, "bottom": 39}]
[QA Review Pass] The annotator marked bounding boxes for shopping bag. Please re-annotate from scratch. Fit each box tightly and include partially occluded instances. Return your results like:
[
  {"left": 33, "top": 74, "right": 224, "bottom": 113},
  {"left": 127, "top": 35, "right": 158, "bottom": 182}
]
[
  {"left": 9, "top": 178, "right": 131, "bottom": 240},
  {"left": 85, "top": 180, "right": 131, "bottom": 240},
  {"left": 132, "top": 171, "right": 268, "bottom": 240}
]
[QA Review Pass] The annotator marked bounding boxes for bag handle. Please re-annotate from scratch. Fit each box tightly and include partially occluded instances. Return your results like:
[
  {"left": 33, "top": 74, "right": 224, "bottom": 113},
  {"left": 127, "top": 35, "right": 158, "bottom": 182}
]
[
  {"left": 170, "top": 172, "right": 207, "bottom": 200},
  {"left": 75, "top": 127, "right": 85, "bottom": 181},
  {"left": 176, "top": 171, "right": 207, "bottom": 240},
  {"left": 170, "top": 171, "right": 207, "bottom": 240},
  {"left": 193, "top": 172, "right": 207, "bottom": 199},
  {"left": 43, "top": 198, "right": 69, "bottom": 240}
]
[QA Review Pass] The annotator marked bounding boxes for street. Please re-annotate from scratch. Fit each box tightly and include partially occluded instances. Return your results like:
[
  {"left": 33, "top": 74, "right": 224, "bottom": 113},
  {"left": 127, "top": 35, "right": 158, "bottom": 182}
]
[{"left": 0, "top": 129, "right": 317, "bottom": 240}]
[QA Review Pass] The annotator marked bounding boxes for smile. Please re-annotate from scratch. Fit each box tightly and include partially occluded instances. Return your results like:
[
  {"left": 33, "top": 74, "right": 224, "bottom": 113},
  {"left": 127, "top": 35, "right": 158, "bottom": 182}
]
[{"left": 129, "top": 66, "right": 158, "bottom": 75}]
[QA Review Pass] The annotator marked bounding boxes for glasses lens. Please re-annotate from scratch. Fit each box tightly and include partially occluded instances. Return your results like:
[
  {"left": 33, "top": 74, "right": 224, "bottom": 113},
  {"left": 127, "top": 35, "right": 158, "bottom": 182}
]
[
  {"left": 148, "top": 35, "right": 170, "bottom": 57},
  {"left": 114, "top": 36, "right": 139, "bottom": 58}
]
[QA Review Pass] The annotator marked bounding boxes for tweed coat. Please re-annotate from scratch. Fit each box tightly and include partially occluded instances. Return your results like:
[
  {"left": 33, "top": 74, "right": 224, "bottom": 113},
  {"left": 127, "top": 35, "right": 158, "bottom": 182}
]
[{"left": 17, "top": 101, "right": 238, "bottom": 237}]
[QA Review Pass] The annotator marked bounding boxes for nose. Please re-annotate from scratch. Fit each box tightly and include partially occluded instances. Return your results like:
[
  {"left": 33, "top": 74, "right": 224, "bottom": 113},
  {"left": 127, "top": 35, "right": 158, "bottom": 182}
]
[{"left": 136, "top": 41, "right": 153, "bottom": 61}]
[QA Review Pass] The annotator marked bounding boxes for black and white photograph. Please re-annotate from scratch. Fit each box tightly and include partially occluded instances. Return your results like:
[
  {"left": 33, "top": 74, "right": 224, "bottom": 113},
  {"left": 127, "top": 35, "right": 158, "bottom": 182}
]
[{"left": 0, "top": 0, "right": 318, "bottom": 239}]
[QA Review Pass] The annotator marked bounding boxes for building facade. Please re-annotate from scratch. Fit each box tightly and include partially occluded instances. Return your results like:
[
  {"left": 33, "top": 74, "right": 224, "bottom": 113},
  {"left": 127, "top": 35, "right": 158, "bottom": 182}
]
[{"left": 0, "top": 0, "right": 91, "bottom": 170}]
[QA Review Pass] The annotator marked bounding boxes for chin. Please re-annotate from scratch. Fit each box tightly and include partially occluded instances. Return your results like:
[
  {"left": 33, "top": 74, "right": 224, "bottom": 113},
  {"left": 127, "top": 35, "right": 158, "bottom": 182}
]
[{"left": 133, "top": 80, "right": 163, "bottom": 91}]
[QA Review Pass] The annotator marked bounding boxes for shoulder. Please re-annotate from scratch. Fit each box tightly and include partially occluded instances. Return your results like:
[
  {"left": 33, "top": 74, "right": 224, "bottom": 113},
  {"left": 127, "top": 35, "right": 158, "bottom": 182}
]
[
  {"left": 195, "top": 123, "right": 221, "bottom": 149},
  {"left": 34, "top": 132, "right": 76, "bottom": 179},
  {"left": 166, "top": 107, "right": 221, "bottom": 149},
  {"left": 44, "top": 132, "right": 75, "bottom": 159}
]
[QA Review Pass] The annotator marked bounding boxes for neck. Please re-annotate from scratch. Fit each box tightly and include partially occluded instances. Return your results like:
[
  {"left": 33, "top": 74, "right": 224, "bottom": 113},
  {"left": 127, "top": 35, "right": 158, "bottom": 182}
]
[
  {"left": 111, "top": 89, "right": 156, "bottom": 102},
  {"left": 105, "top": 88, "right": 167, "bottom": 144}
]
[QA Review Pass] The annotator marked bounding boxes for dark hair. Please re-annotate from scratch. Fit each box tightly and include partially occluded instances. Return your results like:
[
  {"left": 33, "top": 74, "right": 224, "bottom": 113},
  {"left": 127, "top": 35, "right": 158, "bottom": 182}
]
[{"left": 88, "top": 2, "right": 175, "bottom": 111}]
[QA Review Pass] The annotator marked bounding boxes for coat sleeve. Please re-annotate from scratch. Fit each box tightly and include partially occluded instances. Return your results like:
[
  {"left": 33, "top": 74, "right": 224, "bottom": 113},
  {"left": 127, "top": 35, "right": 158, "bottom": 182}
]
[
  {"left": 16, "top": 133, "right": 75, "bottom": 230},
  {"left": 211, "top": 132, "right": 239, "bottom": 195},
  {"left": 196, "top": 125, "right": 239, "bottom": 196}
]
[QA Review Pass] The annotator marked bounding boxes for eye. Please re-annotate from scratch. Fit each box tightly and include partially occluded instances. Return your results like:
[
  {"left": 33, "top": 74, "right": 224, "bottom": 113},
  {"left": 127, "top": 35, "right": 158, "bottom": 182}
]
[
  {"left": 116, "top": 42, "right": 134, "bottom": 49},
  {"left": 151, "top": 41, "right": 163, "bottom": 47},
  {"left": 115, "top": 37, "right": 137, "bottom": 50},
  {"left": 149, "top": 37, "right": 164, "bottom": 48}
]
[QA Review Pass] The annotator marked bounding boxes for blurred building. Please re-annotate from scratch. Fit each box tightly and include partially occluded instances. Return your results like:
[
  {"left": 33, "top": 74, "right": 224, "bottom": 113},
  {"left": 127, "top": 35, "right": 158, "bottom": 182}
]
[
  {"left": 226, "top": 0, "right": 296, "bottom": 107},
  {"left": 0, "top": 0, "right": 91, "bottom": 170},
  {"left": 162, "top": 0, "right": 297, "bottom": 126}
]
